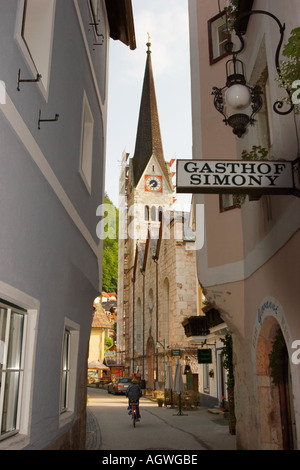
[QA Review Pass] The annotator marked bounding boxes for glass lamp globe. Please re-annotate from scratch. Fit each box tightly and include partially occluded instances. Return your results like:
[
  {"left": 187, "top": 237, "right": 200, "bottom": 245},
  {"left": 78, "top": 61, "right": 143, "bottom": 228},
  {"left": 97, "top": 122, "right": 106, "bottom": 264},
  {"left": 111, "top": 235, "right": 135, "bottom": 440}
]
[{"left": 225, "top": 84, "right": 251, "bottom": 109}]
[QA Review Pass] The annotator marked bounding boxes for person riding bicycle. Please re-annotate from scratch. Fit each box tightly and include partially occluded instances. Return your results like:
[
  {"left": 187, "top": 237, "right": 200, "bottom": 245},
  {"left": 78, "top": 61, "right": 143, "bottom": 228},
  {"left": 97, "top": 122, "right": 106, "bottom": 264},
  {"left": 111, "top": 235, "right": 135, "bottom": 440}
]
[{"left": 126, "top": 379, "right": 142, "bottom": 421}]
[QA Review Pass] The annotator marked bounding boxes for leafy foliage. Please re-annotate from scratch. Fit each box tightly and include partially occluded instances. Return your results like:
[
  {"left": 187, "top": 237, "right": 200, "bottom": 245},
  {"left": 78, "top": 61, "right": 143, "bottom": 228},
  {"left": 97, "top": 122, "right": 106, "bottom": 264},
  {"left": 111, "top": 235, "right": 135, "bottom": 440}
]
[
  {"left": 277, "top": 27, "right": 300, "bottom": 113},
  {"left": 241, "top": 145, "right": 268, "bottom": 161},
  {"left": 102, "top": 194, "right": 119, "bottom": 293},
  {"left": 220, "top": 334, "right": 234, "bottom": 387},
  {"left": 105, "top": 335, "right": 114, "bottom": 351}
]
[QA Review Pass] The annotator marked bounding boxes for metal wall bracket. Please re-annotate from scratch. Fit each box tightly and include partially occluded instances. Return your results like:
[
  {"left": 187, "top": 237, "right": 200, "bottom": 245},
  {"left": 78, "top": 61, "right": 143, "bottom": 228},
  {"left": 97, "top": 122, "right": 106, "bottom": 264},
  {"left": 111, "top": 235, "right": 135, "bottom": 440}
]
[
  {"left": 17, "top": 68, "right": 41, "bottom": 91},
  {"left": 93, "top": 34, "right": 104, "bottom": 50},
  {"left": 38, "top": 110, "right": 59, "bottom": 130}
]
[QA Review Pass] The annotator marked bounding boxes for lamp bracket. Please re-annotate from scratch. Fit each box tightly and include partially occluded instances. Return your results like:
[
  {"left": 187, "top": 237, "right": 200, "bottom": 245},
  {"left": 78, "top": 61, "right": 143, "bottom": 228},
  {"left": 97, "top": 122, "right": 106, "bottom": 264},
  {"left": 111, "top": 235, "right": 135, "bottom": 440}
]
[
  {"left": 230, "top": 10, "right": 293, "bottom": 115},
  {"left": 38, "top": 110, "right": 59, "bottom": 130},
  {"left": 17, "top": 68, "right": 41, "bottom": 91}
]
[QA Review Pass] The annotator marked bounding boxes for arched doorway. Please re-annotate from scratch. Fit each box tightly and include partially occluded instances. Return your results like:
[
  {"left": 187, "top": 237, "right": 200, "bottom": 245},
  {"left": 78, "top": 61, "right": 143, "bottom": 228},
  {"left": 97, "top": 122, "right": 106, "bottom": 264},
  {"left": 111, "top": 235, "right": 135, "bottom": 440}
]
[
  {"left": 146, "top": 336, "right": 155, "bottom": 389},
  {"left": 256, "top": 316, "right": 296, "bottom": 449}
]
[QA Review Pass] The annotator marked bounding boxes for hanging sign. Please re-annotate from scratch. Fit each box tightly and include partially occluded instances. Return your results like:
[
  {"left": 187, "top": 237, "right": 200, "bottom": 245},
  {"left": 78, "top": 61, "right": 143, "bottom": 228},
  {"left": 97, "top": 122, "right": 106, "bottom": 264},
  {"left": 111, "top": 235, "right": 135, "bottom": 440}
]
[
  {"left": 176, "top": 159, "right": 295, "bottom": 195},
  {"left": 197, "top": 348, "right": 212, "bottom": 364},
  {"left": 171, "top": 349, "right": 181, "bottom": 357}
]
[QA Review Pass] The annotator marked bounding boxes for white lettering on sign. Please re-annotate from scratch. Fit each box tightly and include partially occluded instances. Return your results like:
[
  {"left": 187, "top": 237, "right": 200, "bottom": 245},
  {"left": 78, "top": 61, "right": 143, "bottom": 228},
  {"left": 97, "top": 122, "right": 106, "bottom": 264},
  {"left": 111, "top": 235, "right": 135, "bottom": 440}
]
[{"left": 176, "top": 160, "right": 294, "bottom": 194}]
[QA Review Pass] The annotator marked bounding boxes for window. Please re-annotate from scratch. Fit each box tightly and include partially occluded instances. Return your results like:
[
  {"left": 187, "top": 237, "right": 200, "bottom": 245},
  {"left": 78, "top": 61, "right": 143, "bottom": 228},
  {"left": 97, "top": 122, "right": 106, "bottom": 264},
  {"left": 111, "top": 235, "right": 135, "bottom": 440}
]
[
  {"left": 61, "top": 330, "right": 70, "bottom": 413},
  {"left": 162, "top": 278, "right": 170, "bottom": 345},
  {"left": 208, "top": 11, "right": 230, "bottom": 64},
  {"left": 80, "top": 93, "right": 94, "bottom": 193},
  {"left": 220, "top": 194, "right": 241, "bottom": 212},
  {"left": 145, "top": 206, "right": 149, "bottom": 221},
  {"left": 89, "top": 0, "right": 101, "bottom": 37},
  {"left": 136, "top": 298, "right": 142, "bottom": 353},
  {"left": 148, "top": 289, "right": 154, "bottom": 319},
  {"left": 255, "top": 70, "right": 273, "bottom": 153},
  {"left": 151, "top": 206, "right": 156, "bottom": 222},
  {"left": 59, "top": 319, "right": 79, "bottom": 425},
  {"left": 158, "top": 207, "right": 163, "bottom": 222},
  {"left": 17, "top": 0, "right": 56, "bottom": 97},
  {"left": 0, "top": 302, "right": 26, "bottom": 440}
]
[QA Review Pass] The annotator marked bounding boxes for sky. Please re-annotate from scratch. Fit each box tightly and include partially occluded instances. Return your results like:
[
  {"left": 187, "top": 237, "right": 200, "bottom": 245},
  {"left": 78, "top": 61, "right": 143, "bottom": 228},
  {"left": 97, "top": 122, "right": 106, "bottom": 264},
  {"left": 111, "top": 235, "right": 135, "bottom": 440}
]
[{"left": 105, "top": 0, "right": 192, "bottom": 211}]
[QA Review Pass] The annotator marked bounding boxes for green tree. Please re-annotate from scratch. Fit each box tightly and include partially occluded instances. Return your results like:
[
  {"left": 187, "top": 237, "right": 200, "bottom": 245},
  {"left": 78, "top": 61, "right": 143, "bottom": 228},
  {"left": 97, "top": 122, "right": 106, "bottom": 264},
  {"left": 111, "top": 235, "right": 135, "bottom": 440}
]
[{"left": 102, "top": 194, "right": 119, "bottom": 293}]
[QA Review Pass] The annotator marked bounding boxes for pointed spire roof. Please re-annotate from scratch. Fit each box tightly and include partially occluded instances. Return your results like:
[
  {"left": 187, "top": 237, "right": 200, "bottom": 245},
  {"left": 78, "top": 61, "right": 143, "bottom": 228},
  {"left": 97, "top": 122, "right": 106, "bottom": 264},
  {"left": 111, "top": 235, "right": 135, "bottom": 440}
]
[{"left": 131, "top": 38, "right": 172, "bottom": 188}]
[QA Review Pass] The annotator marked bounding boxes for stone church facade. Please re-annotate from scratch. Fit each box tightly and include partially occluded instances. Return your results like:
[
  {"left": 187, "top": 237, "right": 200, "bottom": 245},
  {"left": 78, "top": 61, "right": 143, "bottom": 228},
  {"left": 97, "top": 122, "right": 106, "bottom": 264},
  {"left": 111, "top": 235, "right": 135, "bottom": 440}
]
[{"left": 117, "top": 40, "right": 199, "bottom": 390}]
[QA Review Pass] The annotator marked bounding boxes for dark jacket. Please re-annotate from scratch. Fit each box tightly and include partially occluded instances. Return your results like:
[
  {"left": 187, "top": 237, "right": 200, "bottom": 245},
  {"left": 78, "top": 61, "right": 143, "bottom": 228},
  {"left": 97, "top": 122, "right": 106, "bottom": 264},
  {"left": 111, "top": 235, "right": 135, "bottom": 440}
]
[{"left": 126, "top": 381, "right": 142, "bottom": 401}]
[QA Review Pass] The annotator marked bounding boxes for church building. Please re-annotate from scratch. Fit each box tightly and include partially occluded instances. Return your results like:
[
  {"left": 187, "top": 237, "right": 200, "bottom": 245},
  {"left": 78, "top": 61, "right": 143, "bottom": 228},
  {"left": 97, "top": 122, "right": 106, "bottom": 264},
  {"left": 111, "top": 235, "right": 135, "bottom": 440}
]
[{"left": 117, "top": 39, "right": 199, "bottom": 390}]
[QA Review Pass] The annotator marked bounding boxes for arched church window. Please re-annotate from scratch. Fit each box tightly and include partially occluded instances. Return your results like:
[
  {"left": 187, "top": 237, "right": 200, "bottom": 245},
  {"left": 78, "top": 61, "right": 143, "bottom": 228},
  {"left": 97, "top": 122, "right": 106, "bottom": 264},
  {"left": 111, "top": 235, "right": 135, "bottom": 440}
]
[
  {"left": 145, "top": 205, "right": 149, "bottom": 221},
  {"left": 158, "top": 207, "right": 163, "bottom": 222},
  {"left": 151, "top": 206, "right": 156, "bottom": 221}
]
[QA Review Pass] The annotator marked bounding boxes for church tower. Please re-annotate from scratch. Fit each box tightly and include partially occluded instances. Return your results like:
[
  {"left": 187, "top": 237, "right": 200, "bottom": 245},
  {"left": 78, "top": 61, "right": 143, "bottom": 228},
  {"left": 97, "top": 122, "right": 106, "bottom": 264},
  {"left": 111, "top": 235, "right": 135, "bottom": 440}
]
[
  {"left": 117, "top": 38, "right": 174, "bottom": 368},
  {"left": 127, "top": 37, "right": 174, "bottom": 252}
]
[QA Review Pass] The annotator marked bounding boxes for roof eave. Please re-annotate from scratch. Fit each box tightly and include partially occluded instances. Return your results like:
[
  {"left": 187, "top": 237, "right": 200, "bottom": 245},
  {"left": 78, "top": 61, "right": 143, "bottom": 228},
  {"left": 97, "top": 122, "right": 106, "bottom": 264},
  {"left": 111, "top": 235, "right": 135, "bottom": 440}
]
[{"left": 105, "top": 0, "right": 136, "bottom": 50}]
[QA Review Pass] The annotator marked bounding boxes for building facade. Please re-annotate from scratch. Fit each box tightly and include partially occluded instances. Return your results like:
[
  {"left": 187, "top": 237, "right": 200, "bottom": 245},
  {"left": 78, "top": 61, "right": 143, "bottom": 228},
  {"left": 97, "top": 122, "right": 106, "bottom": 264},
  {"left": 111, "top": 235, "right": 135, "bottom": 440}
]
[
  {"left": 117, "top": 41, "right": 200, "bottom": 390},
  {"left": 0, "top": 0, "right": 135, "bottom": 450},
  {"left": 188, "top": 0, "right": 300, "bottom": 450}
]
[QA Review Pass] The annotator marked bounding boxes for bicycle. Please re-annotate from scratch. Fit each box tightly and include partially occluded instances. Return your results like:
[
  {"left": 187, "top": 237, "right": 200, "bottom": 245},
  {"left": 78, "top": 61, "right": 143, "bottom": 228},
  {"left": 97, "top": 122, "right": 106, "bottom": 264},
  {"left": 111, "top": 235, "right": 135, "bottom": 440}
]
[{"left": 130, "top": 401, "right": 139, "bottom": 427}]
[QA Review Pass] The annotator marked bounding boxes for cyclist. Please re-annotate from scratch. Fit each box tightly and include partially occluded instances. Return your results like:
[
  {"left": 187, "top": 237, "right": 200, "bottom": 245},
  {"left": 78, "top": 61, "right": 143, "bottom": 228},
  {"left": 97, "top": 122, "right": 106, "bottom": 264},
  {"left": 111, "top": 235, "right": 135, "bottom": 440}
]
[{"left": 126, "top": 379, "right": 142, "bottom": 421}]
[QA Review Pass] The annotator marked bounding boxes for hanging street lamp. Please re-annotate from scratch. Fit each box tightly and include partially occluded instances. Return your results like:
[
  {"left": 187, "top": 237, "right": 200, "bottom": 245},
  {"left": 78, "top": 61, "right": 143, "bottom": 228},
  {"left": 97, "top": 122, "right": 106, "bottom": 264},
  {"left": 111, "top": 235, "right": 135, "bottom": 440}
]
[{"left": 212, "top": 9, "right": 294, "bottom": 138}]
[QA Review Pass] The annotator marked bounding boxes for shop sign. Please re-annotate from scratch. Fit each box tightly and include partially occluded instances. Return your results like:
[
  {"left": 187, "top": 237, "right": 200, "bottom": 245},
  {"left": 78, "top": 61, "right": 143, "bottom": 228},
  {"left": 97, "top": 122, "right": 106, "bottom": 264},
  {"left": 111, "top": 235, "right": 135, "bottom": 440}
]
[
  {"left": 171, "top": 349, "right": 181, "bottom": 357},
  {"left": 105, "top": 351, "right": 116, "bottom": 357},
  {"left": 176, "top": 159, "right": 295, "bottom": 195},
  {"left": 197, "top": 348, "right": 212, "bottom": 364}
]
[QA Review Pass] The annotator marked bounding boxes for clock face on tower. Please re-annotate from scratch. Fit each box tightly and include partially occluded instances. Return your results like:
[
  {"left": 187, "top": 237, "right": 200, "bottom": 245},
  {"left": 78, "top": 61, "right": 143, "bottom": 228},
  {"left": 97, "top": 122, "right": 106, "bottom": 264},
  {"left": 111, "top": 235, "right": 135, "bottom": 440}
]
[{"left": 145, "top": 175, "right": 162, "bottom": 192}]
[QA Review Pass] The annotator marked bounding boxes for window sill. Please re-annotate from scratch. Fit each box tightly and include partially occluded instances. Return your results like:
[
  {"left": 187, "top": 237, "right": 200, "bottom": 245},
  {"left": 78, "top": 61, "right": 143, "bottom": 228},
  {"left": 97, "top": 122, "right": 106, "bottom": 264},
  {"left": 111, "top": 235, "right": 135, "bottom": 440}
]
[
  {"left": 0, "top": 432, "right": 30, "bottom": 450},
  {"left": 59, "top": 410, "right": 75, "bottom": 428}
]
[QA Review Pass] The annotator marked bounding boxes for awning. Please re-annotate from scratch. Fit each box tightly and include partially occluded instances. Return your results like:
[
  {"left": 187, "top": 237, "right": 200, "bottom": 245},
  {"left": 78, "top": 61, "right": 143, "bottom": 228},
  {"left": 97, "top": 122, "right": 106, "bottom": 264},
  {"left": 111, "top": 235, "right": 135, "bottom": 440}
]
[{"left": 88, "top": 360, "right": 110, "bottom": 370}]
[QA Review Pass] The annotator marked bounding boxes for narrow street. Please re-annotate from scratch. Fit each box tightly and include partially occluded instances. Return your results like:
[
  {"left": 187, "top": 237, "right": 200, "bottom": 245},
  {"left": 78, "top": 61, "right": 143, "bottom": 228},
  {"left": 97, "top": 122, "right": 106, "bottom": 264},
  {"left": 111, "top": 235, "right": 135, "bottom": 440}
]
[{"left": 86, "top": 387, "right": 236, "bottom": 451}]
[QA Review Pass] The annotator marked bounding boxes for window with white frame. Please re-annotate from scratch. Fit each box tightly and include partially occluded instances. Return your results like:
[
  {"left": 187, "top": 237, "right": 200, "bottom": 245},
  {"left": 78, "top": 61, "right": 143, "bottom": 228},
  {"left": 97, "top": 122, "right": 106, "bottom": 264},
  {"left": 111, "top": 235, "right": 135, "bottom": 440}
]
[
  {"left": 79, "top": 93, "right": 94, "bottom": 193},
  {"left": 208, "top": 11, "right": 230, "bottom": 64},
  {"left": 17, "top": 0, "right": 56, "bottom": 97},
  {"left": 60, "top": 330, "right": 70, "bottom": 413},
  {"left": 136, "top": 298, "right": 142, "bottom": 354},
  {"left": 0, "top": 301, "right": 26, "bottom": 440},
  {"left": 220, "top": 193, "right": 241, "bottom": 212},
  {"left": 59, "top": 320, "right": 79, "bottom": 424},
  {"left": 89, "top": 0, "right": 101, "bottom": 24}
]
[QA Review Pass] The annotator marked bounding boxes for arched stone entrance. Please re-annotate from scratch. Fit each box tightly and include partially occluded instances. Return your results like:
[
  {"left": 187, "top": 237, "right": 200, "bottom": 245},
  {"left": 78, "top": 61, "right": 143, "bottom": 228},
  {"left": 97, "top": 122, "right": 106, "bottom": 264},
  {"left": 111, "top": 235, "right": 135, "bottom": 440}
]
[
  {"left": 146, "top": 336, "right": 155, "bottom": 389},
  {"left": 256, "top": 316, "right": 296, "bottom": 449}
]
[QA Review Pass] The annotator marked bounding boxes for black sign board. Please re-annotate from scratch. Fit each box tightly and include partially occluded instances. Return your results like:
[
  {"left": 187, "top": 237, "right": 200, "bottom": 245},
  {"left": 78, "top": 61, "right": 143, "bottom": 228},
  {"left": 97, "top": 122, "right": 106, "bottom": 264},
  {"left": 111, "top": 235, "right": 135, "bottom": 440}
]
[
  {"left": 197, "top": 349, "right": 212, "bottom": 364},
  {"left": 171, "top": 349, "right": 181, "bottom": 357}
]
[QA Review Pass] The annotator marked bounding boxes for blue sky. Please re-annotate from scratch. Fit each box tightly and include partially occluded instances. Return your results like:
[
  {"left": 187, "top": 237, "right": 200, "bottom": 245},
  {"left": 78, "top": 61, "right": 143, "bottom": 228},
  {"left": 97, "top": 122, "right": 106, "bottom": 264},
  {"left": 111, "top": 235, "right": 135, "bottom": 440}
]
[{"left": 105, "top": 0, "right": 192, "bottom": 210}]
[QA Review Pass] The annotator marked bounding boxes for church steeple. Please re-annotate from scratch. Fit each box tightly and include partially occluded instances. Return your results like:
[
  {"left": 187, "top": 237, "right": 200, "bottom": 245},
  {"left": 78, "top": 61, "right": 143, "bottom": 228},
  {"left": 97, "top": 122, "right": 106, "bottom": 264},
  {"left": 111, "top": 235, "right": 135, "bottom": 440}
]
[{"left": 131, "top": 37, "right": 172, "bottom": 190}]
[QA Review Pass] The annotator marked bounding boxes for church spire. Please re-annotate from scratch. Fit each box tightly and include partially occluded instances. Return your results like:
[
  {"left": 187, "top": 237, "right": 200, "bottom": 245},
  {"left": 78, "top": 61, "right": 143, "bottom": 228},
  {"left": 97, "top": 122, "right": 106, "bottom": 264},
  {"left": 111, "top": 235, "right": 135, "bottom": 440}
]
[{"left": 131, "top": 37, "right": 172, "bottom": 189}]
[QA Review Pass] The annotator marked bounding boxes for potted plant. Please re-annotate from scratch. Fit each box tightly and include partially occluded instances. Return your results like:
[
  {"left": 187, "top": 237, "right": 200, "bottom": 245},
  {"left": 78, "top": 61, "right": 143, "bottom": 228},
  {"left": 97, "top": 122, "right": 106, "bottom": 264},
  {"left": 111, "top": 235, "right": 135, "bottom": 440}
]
[
  {"left": 157, "top": 398, "right": 164, "bottom": 407},
  {"left": 220, "top": 396, "right": 228, "bottom": 412},
  {"left": 224, "top": 0, "right": 239, "bottom": 32},
  {"left": 208, "top": 369, "right": 214, "bottom": 378}
]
